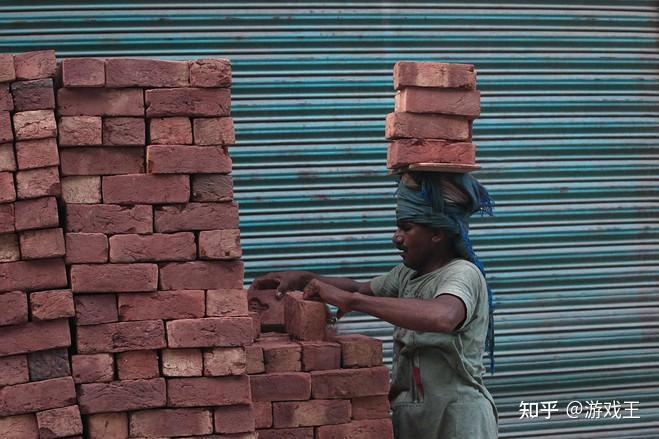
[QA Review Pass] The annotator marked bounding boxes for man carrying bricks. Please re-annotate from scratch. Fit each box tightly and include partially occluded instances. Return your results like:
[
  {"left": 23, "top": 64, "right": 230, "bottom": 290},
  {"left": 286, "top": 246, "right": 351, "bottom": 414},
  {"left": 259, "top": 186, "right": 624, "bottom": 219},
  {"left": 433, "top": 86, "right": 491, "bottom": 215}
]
[{"left": 251, "top": 171, "right": 498, "bottom": 438}]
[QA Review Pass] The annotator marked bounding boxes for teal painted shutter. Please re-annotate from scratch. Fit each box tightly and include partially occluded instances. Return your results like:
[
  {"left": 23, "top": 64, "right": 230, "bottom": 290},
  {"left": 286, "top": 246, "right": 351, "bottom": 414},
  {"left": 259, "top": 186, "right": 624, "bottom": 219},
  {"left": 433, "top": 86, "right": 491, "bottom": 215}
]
[{"left": 1, "top": 2, "right": 657, "bottom": 436}]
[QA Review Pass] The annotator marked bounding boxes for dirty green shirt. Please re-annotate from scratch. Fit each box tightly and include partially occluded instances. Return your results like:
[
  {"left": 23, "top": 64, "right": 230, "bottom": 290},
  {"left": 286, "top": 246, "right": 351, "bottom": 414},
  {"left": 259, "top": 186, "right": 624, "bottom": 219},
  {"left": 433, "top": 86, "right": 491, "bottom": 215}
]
[{"left": 370, "top": 258, "right": 498, "bottom": 438}]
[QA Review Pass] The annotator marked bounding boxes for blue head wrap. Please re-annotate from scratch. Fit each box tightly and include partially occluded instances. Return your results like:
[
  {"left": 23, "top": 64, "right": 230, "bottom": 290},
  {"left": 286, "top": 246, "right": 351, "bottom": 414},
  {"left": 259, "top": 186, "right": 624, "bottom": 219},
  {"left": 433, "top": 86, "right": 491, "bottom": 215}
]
[{"left": 396, "top": 172, "right": 495, "bottom": 373}]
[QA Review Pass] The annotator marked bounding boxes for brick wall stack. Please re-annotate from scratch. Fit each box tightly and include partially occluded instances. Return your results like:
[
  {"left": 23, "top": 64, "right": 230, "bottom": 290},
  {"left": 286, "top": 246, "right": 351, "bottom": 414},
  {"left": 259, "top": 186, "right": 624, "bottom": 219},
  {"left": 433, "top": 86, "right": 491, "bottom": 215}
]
[
  {"left": 386, "top": 61, "right": 481, "bottom": 171},
  {"left": 0, "top": 50, "right": 83, "bottom": 439}
]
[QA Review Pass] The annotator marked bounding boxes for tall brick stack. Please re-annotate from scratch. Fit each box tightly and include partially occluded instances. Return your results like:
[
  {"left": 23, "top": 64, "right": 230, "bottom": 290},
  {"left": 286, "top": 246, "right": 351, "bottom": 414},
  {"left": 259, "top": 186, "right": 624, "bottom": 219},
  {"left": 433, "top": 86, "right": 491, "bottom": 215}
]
[{"left": 0, "top": 50, "right": 82, "bottom": 439}]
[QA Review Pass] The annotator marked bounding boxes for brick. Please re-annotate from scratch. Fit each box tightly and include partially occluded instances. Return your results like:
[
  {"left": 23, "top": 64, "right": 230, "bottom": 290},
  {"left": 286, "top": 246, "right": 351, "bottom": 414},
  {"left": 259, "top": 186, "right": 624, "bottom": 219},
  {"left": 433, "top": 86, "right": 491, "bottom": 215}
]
[
  {"left": 214, "top": 405, "right": 254, "bottom": 434},
  {"left": 102, "top": 117, "right": 145, "bottom": 145},
  {"left": 190, "top": 58, "right": 231, "bottom": 87},
  {"left": 61, "top": 58, "right": 105, "bottom": 87},
  {"left": 71, "top": 263, "right": 157, "bottom": 293},
  {"left": 71, "top": 354, "right": 114, "bottom": 383},
  {"left": 15, "top": 166, "right": 61, "bottom": 199},
  {"left": 159, "top": 260, "right": 243, "bottom": 290},
  {"left": 0, "top": 111, "right": 13, "bottom": 143},
  {"left": 203, "top": 347, "right": 246, "bottom": 376},
  {"left": 66, "top": 204, "right": 152, "bottom": 234},
  {"left": 334, "top": 334, "right": 383, "bottom": 368},
  {"left": 0, "top": 233, "right": 19, "bottom": 262},
  {"left": 261, "top": 341, "right": 301, "bottom": 373},
  {"left": 193, "top": 117, "right": 235, "bottom": 145},
  {"left": 14, "top": 50, "right": 57, "bottom": 80},
  {"left": 65, "top": 233, "right": 108, "bottom": 263},
  {"left": 10, "top": 78, "right": 55, "bottom": 111},
  {"left": 0, "top": 258, "right": 67, "bottom": 292},
  {"left": 351, "top": 395, "right": 391, "bottom": 420},
  {"left": 36, "top": 405, "right": 83, "bottom": 439},
  {"left": 248, "top": 289, "right": 284, "bottom": 329},
  {"left": 387, "top": 139, "right": 476, "bottom": 169},
  {"left": 87, "top": 413, "right": 128, "bottom": 439},
  {"left": 13, "top": 110, "right": 57, "bottom": 140},
  {"left": 0, "top": 203, "right": 13, "bottom": 233},
  {"left": 74, "top": 294, "right": 117, "bottom": 325},
  {"left": 0, "top": 414, "right": 38, "bottom": 439},
  {"left": 311, "top": 367, "right": 389, "bottom": 399},
  {"left": 76, "top": 320, "right": 166, "bottom": 354},
  {"left": 0, "top": 53, "right": 16, "bottom": 82},
  {"left": 0, "top": 171, "right": 15, "bottom": 202},
  {"left": 167, "top": 317, "right": 252, "bottom": 348},
  {"left": 14, "top": 196, "right": 59, "bottom": 231},
  {"left": 167, "top": 376, "right": 251, "bottom": 407},
  {"left": 15, "top": 138, "right": 59, "bottom": 170},
  {"left": 118, "top": 289, "right": 204, "bottom": 321},
  {"left": 0, "top": 142, "right": 16, "bottom": 171},
  {"left": 393, "top": 61, "right": 476, "bottom": 90},
  {"left": 207, "top": 289, "right": 249, "bottom": 317},
  {"left": 103, "top": 174, "right": 190, "bottom": 204},
  {"left": 0, "top": 355, "right": 29, "bottom": 386},
  {"left": 58, "top": 116, "right": 102, "bottom": 146},
  {"left": 258, "top": 428, "right": 313, "bottom": 439},
  {"left": 199, "top": 229, "right": 241, "bottom": 260},
  {"left": 162, "top": 348, "right": 203, "bottom": 377},
  {"left": 250, "top": 372, "right": 311, "bottom": 402},
  {"left": 192, "top": 174, "right": 233, "bottom": 201},
  {"left": 60, "top": 146, "right": 144, "bottom": 176},
  {"left": 147, "top": 144, "right": 232, "bottom": 174},
  {"left": 250, "top": 311, "right": 261, "bottom": 340},
  {"left": 155, "top": 201, "right": 238, "bottom": 233},
  {"left": 0, "top": 290, "right": 27, "bottom": 325},
  {"left": 254, "top": 401, "right": 273, "bottom": 429},
  {"left": 149, "top": 117, "right": 192, "bottom": 144},
  {"left": 0, "top": 84, "right": 12, "bottom": 111},
  {"left": 395, "top": 87, "right": 480, "bottom": 118},
  {"left": 300, "top": 341, "right": 341, "bottom": 371},
  {"left": 57, "top": 88, "right": 144, "bottom": 116},
  {"left": 130, "top": 408, "right": 212, "bottom": 437},
  {"left": 284, "top": 291, "right": 330, "bottom": 341},
  {"left": 0, "top": 376, "right": 76, "bottom": 416},
  {"left": 116, "top": 350, "right": 159, "bottom": 380},
  {"left": 78, "top": 378, "right": 166, "bottom": 414},
  {"left": 61, "top": 176, "right": 102, "bottom": 203},
  {"left": 273, "top": 400, "right": 351, "bottom": 428},
  {"left": 106, "top": 58, "right": 189, "bottom": 88},
  {"left": 27, "top": 348, "right": 70, "bottom": 381},
  {"left": 19, "top": 227, "right": 66, "bottom": 259},
  {"left": 245, "top": 344, "right": 265, "bottom": 374},
  {"left": 316, "top": 419, "right": 394, "bottom": 439},
  {"left": 30, "top": 289, "right": 75, "bottom": 320},
  {"left": 146, "top": 88, "right": 230, "bottom": 117},
  {"left": 385, "top": 112, "right": 470, "bottom": 141}
]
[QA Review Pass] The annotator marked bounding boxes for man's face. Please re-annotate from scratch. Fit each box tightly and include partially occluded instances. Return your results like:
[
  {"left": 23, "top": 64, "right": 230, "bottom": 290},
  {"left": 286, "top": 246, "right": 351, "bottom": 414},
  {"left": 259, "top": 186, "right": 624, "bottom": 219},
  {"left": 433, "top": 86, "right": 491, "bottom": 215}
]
[{"left": 392, "top": 221, "right": 436, "bottom": 271}]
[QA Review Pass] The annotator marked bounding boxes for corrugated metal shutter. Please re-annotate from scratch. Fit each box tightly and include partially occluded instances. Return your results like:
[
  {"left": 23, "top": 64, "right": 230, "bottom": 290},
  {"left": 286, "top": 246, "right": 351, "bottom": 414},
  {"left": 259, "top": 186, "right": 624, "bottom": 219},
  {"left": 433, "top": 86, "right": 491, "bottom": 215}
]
[{"left": 1, "top": 1, "right": 657, "bottom": 436}]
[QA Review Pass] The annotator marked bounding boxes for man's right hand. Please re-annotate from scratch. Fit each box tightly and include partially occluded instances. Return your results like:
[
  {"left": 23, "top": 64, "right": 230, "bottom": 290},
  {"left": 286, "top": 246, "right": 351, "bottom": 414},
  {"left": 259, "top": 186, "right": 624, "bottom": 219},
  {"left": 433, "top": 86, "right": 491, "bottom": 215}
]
[{"left": 248, "top": 270, "right": 314, "bottom": 298}]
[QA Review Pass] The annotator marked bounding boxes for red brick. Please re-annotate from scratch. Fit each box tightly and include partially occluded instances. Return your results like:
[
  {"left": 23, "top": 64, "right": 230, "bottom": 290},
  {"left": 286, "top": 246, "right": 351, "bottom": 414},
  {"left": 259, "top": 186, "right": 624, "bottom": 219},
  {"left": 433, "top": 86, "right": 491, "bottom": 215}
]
[
  {"left": 0, "top": 233, "right": 19, "bottom": 262},
  {"left": 130, "top": 408, "right": 212, "bottom": 437},
  {"left": 273, "top": 400, "right": 351, "bottom": 428},
  {"left": 58, "top": 116, "right": 102, "bottom": 146},
  {"left": 250, "top": 372, "right": 311, "bottom": 402},
  {"left": 207, "top": 288, "right": 249, "bottom": 317},
  {"left": 0, "top": 414, "right": 38, "bottom": 439},
  {"left": 14, "top": 196, "right": 59, "bottom": 231},
  {"left": 318, "top": 419, "right": 393, "bottom": 439},
  {"left": 116, "top": 350, "right": 159, "bottom": 380},
  {"left": 254, "top": 401, "right": 273, "bottom": 429},
  {"left": 0, "top": 111, "right": 13, "bottom": 143},
  {"left": 167, "top": 376, "right": 251, "bottom": 407},
  {"left": 311, "top": 367, "right": 389, "bottom": 399},
  {"left": 199, "top": 229, "right": 241, "bottom": 260},
  {"left": 15, "top": 166, "right": 61, "bottom": 199},
  {"left": 300, "top": 341, "right": 341, "bottom": 371},
  {"left": 30, "top": 289, "right": 75, "bottom": 320},
  {"left": 193, "top": 117, "right": 235, "bottom": 145},
  {"left": 87, "top": 413, "right": 128, "bottom": 439},
  {"left": 203, "top": 347, "right": 246, "bottom": 376},
  {"left": 351, "top": 395, "right": 391, "bottom": 420},
  {"left": 155, "top": 201, "right": 238, "bottom": 233},
  {"left": 78, "top": 378, "right": 166, "bottom": 414},
  {"left": 395, "top": 87, "right": 480, "bottom": 118},
  {"left": 214, "top": 405, "right": 254, "bottom": 434},
  {"left": 190, "top": 58, "right": 231, "bottom": 88},
  {"left": 74, "top": 294, "right": 117, "bottom": 325},
  {"left": 0, "top": 171, "right": 16, "bottom": 202},
  {"left": 149, "top": 117, "right": 192, "bottom": 144},
  {"left": 102, "top": 117, "right": 145, "bottom": 145},
  {"left": 162, "top": 348, "right": 203, "bottom": 377},
  {"left": 393, "top": 61, "right": 476, "bottom": 90},
  {"left": 0, "top": 142, "right": 16, "bottom": 171},
  {"left": 250, "top": 311, "right": 261, "bottom": 340},
  {"left": 192, "top": 174, "right": 233, "bottom": 202},
  {"left": 260, "top": 341, "right": 301, "bottom": 373},
  {"left": 246, "top": 344, "right": 265, "bottom": 374},
  {"left": 65, "top": 233, "right": 108, "bottom": 263},
  {"left": 14, "top": 50, "right": 56, "bottom": 80},
  {"left": 0, "top": 84, "right": 13, "bottom": 111},
  {"left": 60, "top": 146, "right": 144, "bottom": 176},
  {"left": 76, "top": 320, "right": 165, "bottom": 354},
  {"left": 147, "top": 144, "right": 232, "bottom": 174},
  {"left": 0, "top": 258, "right": 67, "bottom": 292},
  {"left": 57, "top": 88, "right": 144, "bottom": 116},
  {"left": 106, "top": 58, "right": 189, "bottom": 88},
  {"left": 71, "top": 354, "right": 114, "bottom": 383},
  {"left": 36, "top": 405, "right": 83, "bottom": 439},
  {"left": 61, "top": 58, "right": 105, "bottom": 87},
  {"left": 28, "top": 348, "right": 71, "bottom": 381},
  {"left": 385, "top": 112, "right": 471, "bottom": 141},
  {"left": 15, "top": 138, "right": 59, "bottom": 170},
  {"left": 167, "top": 317, "right": 252, "bottom": 348},
  {"left": 0, "top": 376, "right": 76, "bottom": 417},
  {"left": 0, "top": 319, "right": 70, "bottom": 356},
  {"left": 61, "top": 176, "right": 102, "bottom": 203},
  {"left": 71, "top": 263, "right": 157, "bottom": 293},
  {"left": 118, "top": 289, "right": 204, "bottom": 321},
  {"left": 159, "top": 260, "right": 243, "bottom": 290},
  {"left": 13, "top": 110, "right": 57, "bottom": 140},
  {"left": 10, "top": 78, "right": 55, "bottom": 111},
  {"left": 0, "top": 53, "right": 16, "bottom": 82},
  {"left": 0, "top": 203, "right": 14, "bottom": 233},
  {"left": 66, "top": 203, "right": 152, "bottom": 234},
  {"left": 145, "top": 88, "right": 230, "bottom": 117},
  {"left": 248, "top": 289, "right": 284, "bottom": 329},
  {"left": 258, "top": 428, "right": 313, "bottom": 439},
  {"left": 19, "top": 227, "right": 65, "bottom": 259},
  {"left": 0, "top": 355, "right": 29, "bottom": 386},
  {"left": 103, "top": 174, "right": 190, "bottom": 204},
  {"left": 333, "top": 334, "right": 383, "bottom": 368},
  {"left": 284, "top": 291, "right": 330, "bottom": 341},
  {"left": 388, "top": 138, "right": 476, "bottom": 168}
]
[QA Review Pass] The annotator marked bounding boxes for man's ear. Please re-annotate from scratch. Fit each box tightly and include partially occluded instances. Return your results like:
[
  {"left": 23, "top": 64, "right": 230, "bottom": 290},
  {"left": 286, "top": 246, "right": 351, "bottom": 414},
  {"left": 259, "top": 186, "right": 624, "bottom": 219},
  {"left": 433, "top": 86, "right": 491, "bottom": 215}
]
[{"left": 431, "top": 228, "right": 446, "bottom": 244}]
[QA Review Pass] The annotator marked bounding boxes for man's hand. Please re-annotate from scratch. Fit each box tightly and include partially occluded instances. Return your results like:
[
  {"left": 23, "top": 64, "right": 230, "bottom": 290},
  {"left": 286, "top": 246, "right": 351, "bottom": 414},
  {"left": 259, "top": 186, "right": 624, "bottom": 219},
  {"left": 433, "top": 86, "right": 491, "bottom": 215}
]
[
  {"left": 303, "top": 279, "right": 355, "bottom": 319},
  {"left": 249, "top": 270, "right": 313, "bottom": 298}
]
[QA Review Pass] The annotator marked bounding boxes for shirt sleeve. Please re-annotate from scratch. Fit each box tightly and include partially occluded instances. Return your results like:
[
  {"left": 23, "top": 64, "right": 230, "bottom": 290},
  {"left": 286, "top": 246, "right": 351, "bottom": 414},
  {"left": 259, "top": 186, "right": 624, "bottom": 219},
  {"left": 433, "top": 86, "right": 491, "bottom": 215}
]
[
  {"left": 369, "top": 264, "right": 404, "bottom": 298},
  {"left": 434, "top": 262, "right": 484, "bottom": 329}
]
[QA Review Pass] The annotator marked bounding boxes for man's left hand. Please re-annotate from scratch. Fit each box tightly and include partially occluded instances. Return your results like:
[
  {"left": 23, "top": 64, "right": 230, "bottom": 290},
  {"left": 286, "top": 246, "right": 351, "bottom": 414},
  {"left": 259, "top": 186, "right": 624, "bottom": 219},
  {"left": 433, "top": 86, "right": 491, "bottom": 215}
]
[{"left": 303, "top": 279, "right": 354, "bottom": 318}]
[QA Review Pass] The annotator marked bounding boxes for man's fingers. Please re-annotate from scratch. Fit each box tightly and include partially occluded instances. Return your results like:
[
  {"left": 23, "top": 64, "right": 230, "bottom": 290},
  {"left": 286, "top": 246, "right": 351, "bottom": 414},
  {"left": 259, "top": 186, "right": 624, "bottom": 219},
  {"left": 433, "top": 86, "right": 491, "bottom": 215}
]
[
  {"left": 303, "top": 281, "right": 320, "bottom": 300},
  {"left": 249, "top": 275, "right": 281, "bottom": 291}
]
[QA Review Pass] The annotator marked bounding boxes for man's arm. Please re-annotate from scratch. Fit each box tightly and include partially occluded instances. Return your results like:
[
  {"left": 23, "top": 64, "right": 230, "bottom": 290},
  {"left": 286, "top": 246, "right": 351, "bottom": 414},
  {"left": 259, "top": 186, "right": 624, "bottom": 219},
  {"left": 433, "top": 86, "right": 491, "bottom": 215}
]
[{"left": 249, "top": 270, "right": 373, "bottom": 296}]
